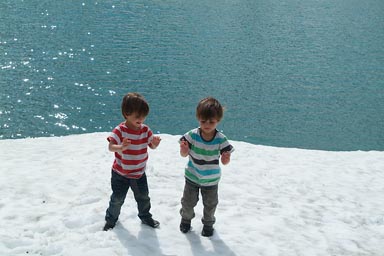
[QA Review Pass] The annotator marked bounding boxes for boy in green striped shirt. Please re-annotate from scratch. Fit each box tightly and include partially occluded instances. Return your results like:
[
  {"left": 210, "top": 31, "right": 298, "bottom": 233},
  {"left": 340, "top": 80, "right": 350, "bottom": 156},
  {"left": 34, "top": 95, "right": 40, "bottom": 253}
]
[{"left": 179, "top": 97, "right": 234, "bottom": 237}]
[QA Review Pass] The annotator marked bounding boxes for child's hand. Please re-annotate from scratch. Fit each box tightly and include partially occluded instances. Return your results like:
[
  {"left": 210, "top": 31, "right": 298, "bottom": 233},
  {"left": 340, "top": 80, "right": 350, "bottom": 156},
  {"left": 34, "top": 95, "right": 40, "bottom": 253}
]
[
  {"left": 180, "top": 139, "right": 189, "bottom": 157},
  {"left": 221, "top": 151, "right": 231, "bottom": 165},
  {"left": 108, "top": 138, "right": 131, "bottom": 153},
  {"left": 150, "top": 136, "right": 161, "bottom": 149},
  {"left": 121, "top": 137, "right": 131, "bottom": 151}
]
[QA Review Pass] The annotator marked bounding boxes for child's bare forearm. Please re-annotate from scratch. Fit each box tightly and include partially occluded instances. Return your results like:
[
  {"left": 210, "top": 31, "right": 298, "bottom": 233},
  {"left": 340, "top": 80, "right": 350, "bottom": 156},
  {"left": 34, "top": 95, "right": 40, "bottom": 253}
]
[
  {"left": 108, "top": 138, "right": 130, "bottom": 153},
  {"left": 108, "top": 143, "right": 123, "bottom": 152}
]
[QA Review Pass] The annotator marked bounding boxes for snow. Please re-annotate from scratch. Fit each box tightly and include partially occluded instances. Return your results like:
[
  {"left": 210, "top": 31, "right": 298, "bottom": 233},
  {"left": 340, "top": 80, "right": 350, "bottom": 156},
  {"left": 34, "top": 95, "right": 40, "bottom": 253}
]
[{"left": 0, "top": 132, "right": 383, "bottom": 256}]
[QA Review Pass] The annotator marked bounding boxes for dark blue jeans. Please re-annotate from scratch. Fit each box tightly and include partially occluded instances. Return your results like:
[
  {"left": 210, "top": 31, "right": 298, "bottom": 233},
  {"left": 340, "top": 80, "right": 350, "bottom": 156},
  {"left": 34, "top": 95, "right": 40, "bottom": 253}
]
[{"left": 105, "top": 170, "right": 152, "bottom": 225}]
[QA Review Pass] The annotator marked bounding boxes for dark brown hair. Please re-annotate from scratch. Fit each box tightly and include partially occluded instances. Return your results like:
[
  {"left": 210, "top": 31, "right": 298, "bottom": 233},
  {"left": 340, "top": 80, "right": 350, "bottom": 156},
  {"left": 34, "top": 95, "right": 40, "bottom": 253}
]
[
  {"left": 121, "top": 92, "right": 149, "bottom": 118},
  {"left": 196, "top": 97, "right": 224, "bottom": 121}
]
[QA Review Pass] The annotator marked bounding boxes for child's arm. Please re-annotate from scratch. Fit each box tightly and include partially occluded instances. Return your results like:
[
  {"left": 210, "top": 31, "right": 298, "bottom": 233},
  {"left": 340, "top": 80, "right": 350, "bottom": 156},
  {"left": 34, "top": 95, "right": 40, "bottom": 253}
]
[
  {"left": 179, "top": 139, "right": 189, "bottom": 157},
  {"left": 149, "top": 136, "right": 161, "bottom": 149},
  {"left": 108, "top": 138, "right": 131, "bottom": 153},
  {"left": 221, "top": 151, "right": 231, "bottom": 165}
]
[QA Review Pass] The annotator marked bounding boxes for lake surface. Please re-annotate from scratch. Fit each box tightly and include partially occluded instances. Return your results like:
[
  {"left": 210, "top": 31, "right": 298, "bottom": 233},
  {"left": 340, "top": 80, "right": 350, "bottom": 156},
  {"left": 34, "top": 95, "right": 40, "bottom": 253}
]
[{"left": 1, "top": 0, "right": 383, "bottom": 151}]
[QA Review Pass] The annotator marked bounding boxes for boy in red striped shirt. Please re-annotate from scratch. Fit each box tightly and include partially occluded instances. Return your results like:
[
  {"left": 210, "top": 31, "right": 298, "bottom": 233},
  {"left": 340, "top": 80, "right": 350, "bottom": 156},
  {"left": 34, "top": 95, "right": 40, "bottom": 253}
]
[{"left": 103, "top": 93, "right": 161, "bottom": 231}]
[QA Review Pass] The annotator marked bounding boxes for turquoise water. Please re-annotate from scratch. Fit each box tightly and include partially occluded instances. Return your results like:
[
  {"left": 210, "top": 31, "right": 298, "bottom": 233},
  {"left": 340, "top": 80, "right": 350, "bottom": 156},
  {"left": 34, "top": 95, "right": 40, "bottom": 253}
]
[{"left": 1, "top": 0, "right": 383, "bottom": 151}]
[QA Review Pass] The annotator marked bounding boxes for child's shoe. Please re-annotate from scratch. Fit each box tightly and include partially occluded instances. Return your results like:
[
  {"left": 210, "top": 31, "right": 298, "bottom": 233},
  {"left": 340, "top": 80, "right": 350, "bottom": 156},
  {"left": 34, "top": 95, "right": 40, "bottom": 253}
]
[
  {"left": 179, "top": 222, "right": 191, "bottom": 233},
  {"left": 201, "top": 225, "right": 214, "bottom": 237},
  {"left": 141, "top": 217, "right": 160, "bottom": 228},
  {"left": 103, "top": 221, "right": 115, "bottom": 231}
]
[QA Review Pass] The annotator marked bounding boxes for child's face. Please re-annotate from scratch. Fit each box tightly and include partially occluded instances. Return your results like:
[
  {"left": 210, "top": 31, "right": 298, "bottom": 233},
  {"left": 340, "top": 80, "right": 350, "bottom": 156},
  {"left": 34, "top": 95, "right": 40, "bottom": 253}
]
[
  {"left": 198, "top": 118, "right": 219, "bottom": 135},
  {"left": 124, "top": 112, "right": 146, "bottom": 130}
]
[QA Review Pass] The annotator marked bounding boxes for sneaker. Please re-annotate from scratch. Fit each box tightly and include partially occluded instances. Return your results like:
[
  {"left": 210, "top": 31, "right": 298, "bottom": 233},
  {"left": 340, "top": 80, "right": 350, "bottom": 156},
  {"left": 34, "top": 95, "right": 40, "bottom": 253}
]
[
  {"left": 141, "top": 218, "right": 160, "bottom": 228},
  {"left": 201, "top": 225, "right": 214, "bottom": 237},
  {"left": 103, "top": 222, "right": 115, "bottom": 231},
  {"left": 179, "top": 222, "right": 191, "bottom": 233}
]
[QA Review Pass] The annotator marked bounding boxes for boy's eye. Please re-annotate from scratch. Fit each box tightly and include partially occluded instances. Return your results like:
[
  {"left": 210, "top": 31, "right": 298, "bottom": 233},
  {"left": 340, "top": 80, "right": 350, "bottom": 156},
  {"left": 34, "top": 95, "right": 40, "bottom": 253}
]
[{"left": 200, "top": 119, "right": 217, "bottom": 124}]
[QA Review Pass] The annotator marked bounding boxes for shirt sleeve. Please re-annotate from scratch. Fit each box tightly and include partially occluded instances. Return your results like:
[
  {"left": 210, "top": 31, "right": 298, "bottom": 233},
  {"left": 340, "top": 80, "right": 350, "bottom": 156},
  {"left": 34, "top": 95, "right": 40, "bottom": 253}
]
[
  {"left": 107, "top": 125, "right": 122, "bottom": 144},
  {"left": 179, "top": 134, "right": 192, "bottom": 148},
  {"left": 219, "top": 135, "right": 234, "bottom": 154},
  {"left": 147, "top": 126, "right": 154, "bottom": 145},
  {"left": 220, "top": 144, "right": 234, "bottom": 154}
]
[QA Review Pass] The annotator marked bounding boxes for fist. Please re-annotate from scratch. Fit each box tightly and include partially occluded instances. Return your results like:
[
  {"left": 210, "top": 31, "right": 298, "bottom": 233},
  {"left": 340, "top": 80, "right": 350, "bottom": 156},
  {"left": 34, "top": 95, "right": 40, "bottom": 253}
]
[
  {"left": 151, "top": 136, "right": 161, "bottom": 147},
  {"left": 221, "top": 151, "right": 231, "bottom": 165},
  {"left": 180, "top": 139, "right": 189, "bottom": 156}
]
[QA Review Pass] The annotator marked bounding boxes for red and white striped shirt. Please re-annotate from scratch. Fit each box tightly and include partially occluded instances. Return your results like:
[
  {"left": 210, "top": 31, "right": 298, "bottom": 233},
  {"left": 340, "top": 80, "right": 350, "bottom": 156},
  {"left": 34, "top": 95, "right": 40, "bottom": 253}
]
[{"left": 108, "top": 122, "right": 154, "bottom": 179}]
